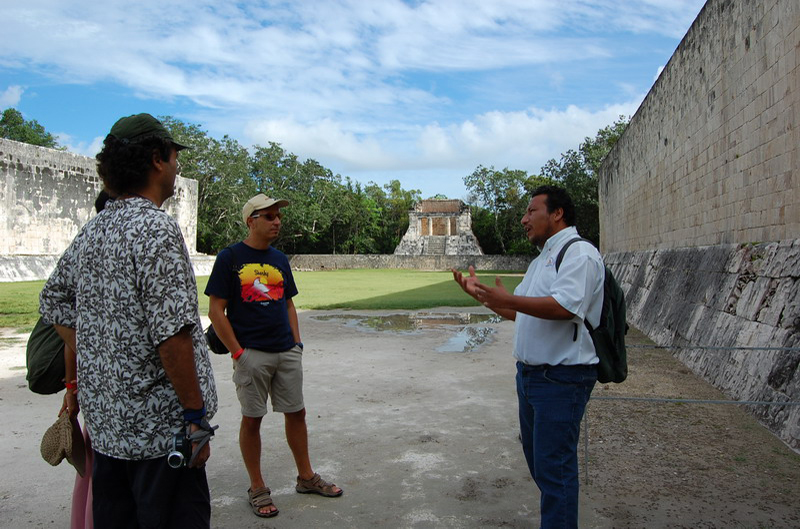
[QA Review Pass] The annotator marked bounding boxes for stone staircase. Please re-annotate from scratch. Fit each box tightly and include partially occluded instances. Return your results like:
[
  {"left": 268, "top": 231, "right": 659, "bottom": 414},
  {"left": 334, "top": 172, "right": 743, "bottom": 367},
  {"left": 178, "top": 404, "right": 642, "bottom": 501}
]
[{"left": 423, "top": 236, "right": 446, "bottom": 255}]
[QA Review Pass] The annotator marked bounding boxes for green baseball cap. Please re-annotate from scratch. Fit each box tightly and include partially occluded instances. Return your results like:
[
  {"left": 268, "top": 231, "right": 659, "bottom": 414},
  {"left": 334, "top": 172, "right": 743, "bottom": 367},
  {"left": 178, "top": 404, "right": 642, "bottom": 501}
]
[{"left": 108, "top": 113, "right": 191, "bottom": 150}]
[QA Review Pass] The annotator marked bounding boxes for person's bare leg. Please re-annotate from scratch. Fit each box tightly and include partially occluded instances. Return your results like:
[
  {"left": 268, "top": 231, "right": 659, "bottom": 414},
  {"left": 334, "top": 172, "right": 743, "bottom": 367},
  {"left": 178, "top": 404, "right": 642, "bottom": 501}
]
[
  {"left": 285, "top": 408, "right": 342, "bottom": 495},
  {"left": 284, "top": 408, "right": 314, "bottom": 480},
  {"left": 240, "top": 415, "right": 277, "bottom": 515},
  {"left": 285, "top": 409, "right": 343, "bottom": 495}
]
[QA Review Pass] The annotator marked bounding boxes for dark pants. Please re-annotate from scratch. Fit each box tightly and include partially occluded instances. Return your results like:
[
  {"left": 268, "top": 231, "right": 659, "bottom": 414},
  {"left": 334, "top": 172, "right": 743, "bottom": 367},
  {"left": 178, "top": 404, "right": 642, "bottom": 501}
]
[
  {"left": 92, "top": 450, "right": 210, "bottom": 529},
  {"left": 516, "top": 362, "right": 596, "bottom": 529}
]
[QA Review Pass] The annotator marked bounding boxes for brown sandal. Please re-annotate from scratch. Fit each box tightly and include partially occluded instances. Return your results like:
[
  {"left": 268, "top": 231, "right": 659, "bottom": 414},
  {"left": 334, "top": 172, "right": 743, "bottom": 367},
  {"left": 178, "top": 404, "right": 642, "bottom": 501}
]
[
  {"left": 248, "top": 486, "right": 279, "bottom": 518},
  {"left": 295, "top": 473, "right": 343, "bottom": 497}
]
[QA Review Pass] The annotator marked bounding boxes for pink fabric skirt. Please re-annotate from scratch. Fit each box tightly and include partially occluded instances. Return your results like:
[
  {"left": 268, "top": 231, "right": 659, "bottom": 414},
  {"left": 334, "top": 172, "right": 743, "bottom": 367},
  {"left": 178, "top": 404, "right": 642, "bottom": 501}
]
[{"left": 71, "top": 418, "right": 93, "bottom": 529}]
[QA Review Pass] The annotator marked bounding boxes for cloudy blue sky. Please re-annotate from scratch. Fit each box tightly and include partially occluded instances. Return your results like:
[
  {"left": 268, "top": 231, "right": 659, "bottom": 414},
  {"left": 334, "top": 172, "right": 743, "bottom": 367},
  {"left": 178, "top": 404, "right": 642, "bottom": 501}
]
[{"left": 1, "top": 0, "right": 706, "bottom": 199}]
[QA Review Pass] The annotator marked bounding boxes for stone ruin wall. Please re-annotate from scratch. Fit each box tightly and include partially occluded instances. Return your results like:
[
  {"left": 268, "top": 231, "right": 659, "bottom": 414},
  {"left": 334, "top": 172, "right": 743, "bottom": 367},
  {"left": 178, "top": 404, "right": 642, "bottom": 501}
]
[
  {"left": 0, "top": 142, "right": 528, "bottom": 281},
  {"left": 394, "top": 199, "right": 484, "bottom": 256},
  {"left": 599, "top": 0, "right": 799, "bottom": 449},
  {"left": 0, "top": 138, "right": 199, "bottom": 281},
  {"left": 284, "top": 253, "right": 529, "bottom": 273}
]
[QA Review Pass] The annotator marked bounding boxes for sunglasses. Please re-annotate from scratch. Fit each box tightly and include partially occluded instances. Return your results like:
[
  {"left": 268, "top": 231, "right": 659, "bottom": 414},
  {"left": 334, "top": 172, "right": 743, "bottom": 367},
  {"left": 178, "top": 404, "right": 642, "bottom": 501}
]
[{"left": 250, "top": 212, "right": 283, "bottom": 221}]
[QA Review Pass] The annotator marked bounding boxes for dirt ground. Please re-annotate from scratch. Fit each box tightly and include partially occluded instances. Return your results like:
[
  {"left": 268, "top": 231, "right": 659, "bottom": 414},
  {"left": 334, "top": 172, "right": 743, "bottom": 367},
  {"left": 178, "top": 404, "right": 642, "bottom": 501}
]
[
  {"left": 0, "top": 309, "right": 798, "bottom": 528},
  {"left": 583, "top": 327, "right": 800, "bottom": 528}
]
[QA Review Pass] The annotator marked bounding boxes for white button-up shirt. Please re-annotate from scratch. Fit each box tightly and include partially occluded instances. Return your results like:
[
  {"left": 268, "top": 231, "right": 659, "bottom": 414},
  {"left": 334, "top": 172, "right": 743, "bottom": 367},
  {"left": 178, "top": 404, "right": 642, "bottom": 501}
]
[{"left": 513, "top": 226, "right": 604, "bottom": 366}]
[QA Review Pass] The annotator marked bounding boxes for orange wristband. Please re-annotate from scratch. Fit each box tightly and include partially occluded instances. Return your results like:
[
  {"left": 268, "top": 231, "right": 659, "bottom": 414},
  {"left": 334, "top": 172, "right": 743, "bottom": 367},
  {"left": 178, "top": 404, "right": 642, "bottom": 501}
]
[{"left": 232, "top": 348, "right": 244, "bottom": 360}]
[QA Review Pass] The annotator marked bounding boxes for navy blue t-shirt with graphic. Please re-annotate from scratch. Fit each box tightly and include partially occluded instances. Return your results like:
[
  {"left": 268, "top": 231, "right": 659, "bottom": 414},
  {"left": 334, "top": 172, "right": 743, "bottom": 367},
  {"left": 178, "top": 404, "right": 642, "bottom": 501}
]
[{"left": 204, "top": 242, "right": 298, "bottom": 352}]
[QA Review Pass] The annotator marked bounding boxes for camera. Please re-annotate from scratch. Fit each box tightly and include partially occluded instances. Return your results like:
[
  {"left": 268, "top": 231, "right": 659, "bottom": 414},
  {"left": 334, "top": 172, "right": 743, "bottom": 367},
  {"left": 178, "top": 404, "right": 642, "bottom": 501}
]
[{"left": 167, "top": 432, "right": 192, "bottom": 468}]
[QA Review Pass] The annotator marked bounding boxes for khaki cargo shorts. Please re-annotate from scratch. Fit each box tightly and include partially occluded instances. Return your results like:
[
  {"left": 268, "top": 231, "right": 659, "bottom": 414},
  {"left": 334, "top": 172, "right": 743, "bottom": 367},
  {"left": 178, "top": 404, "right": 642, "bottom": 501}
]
[{"left": 232, "top": 345, "right": 304, "bottom": 417}]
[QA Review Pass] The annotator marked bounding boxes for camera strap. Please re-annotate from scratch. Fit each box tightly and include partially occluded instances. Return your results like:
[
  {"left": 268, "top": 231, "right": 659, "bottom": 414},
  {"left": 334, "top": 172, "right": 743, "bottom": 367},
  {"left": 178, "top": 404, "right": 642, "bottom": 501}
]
[{"left": 186, "top": 417, "right": 219, "bottom": 467}]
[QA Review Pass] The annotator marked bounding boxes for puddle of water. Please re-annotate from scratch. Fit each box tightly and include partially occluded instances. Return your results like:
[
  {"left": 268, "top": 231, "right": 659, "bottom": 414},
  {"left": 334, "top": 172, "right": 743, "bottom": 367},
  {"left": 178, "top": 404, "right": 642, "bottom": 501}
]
[
  {"left": 313, "top": 312, "right": 501, "bottom": 332},
  {"left": 313, "top": 314, "right": 418, "bottom": 332},
  {"left": 436, "top": 326, "right": 496, "bottom": 353},
  {"left": 312, "top": 312, "right": 502, "bottom": 353}
]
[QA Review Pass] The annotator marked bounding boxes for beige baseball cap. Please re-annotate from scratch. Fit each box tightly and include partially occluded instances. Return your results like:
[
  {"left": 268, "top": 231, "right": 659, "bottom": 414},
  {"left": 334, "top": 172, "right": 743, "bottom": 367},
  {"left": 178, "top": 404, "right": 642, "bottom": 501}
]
[{"left": 242, "top": 194, "right": 289, "bottom": 224}]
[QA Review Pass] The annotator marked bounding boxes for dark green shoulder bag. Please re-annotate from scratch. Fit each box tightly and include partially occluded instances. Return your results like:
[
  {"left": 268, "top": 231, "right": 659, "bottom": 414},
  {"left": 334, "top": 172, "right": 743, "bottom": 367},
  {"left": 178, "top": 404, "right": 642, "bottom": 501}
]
[{"left": 26, "top": 318, "right": 66, "bottom": 394}]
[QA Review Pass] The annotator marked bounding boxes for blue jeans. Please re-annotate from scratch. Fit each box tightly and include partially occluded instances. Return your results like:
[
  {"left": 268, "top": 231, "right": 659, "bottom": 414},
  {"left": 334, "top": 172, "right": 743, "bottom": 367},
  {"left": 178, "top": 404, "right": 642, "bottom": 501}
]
[{"left": 516, "top": 362, "right": 596, "bottom": 529}]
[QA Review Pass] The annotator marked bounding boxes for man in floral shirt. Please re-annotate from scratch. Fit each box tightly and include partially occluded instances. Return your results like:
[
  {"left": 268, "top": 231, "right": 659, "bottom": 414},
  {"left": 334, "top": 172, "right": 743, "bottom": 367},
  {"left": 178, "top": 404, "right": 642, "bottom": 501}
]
[{"left": 40, "top": 113, "right": 218, "bottom": 528}]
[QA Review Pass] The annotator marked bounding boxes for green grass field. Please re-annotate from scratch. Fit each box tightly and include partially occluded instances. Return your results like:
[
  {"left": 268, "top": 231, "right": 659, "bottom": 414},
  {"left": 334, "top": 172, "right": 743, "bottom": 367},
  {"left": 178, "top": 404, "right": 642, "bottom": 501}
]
[
  {"left": 1, "top": 269, "right": 523, "bottom": 331},
  {"left": 0, "top": 280, "right": 45, "bottom": 330}
]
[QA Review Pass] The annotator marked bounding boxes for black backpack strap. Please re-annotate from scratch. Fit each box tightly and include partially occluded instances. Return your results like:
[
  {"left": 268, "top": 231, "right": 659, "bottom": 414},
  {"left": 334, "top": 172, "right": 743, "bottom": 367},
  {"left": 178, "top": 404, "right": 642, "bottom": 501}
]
[
  {"left": 555, "top": 237, "right": 593, "bottom": 272},
  {"left": 554, "top": 237, "right": 595, "bottom": 341}
]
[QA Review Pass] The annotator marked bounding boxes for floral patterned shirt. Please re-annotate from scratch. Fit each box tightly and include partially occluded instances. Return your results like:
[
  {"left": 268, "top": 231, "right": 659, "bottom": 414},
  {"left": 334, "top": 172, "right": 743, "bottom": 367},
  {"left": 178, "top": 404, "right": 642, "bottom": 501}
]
[{"left": 40, "top": 197, "right": 218, "bottom": 460}]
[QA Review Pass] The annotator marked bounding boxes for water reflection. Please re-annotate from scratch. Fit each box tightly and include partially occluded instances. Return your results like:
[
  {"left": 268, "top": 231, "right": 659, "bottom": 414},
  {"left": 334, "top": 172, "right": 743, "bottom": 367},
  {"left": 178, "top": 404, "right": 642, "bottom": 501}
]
[
  {"left": 313, "top": 312, "right": 501, "bottom": 331},
  {"left": 311, "top": 312, "right": 502, "bottom": 353},
  {"left": 436, "top": 326, "right": 496, "bottom": 353}
]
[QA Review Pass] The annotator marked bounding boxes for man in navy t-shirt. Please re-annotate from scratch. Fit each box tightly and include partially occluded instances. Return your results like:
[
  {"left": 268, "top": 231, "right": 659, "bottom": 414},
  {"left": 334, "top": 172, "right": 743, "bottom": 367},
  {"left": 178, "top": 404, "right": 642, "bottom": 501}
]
[{"left": 205, "top": 194, "right": 342, "bottom": 519}]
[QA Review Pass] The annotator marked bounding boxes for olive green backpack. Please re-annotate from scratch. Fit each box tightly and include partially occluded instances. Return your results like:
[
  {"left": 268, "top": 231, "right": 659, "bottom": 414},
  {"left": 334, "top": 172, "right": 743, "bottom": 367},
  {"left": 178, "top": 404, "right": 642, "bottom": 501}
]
[{"left": 556, "top": 238, "right": 629, "bottom": 384}]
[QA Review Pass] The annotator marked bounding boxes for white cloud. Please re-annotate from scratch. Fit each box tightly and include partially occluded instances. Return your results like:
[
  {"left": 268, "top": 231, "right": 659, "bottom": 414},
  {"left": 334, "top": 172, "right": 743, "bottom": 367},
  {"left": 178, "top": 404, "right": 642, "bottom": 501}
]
[
  {"left": 56, "top": 133, "right": 105, "bottom": 158},
  {"left": 577, "top": 0, "right": 706, "bottom": 38},
  {"left": 407, "top": 101, "right": 641, "bottom": 173},
  {"left": 240, "top": 98, "right": 641, "bottom": 179},
  {"left": 0, "top": 86, "right": 24, "bottom": 108},
  {"left": 0, "top": 0, "right": 705, "bottom": 197},
  {"left": 0, "top": 0, "right": 704, "bottom": 112},
  {"left": 244, "top": 117, "right": 392, "bottom": 168}
]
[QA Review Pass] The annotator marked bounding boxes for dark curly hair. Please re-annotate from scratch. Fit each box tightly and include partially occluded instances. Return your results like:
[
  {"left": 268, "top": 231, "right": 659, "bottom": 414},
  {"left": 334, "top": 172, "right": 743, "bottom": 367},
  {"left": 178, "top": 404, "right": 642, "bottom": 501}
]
[
  {"left": 530, "top": 185, "right": 576, "bottom": 226},
  {"left": 96, "top": 135, "right": 173, "bottom": 196}
]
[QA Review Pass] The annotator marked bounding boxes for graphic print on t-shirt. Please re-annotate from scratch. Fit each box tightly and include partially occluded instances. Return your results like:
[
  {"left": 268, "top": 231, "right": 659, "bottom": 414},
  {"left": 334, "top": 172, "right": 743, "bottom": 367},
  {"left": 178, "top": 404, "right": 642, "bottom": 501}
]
[{"left": 239, "top": 263, "right": 285, "bottom": 303}]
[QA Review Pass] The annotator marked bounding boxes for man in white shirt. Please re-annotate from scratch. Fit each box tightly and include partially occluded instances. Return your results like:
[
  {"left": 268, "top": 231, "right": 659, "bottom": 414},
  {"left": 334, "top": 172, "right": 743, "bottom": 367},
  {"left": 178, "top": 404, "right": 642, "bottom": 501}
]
[{"left": 452, "top": 185, "right": 604, "bottom": 529}]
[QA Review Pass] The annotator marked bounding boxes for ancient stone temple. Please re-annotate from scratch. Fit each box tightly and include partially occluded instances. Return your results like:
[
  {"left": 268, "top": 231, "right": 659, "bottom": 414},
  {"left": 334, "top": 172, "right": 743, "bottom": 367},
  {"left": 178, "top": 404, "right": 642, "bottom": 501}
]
[{"left": 394, "top": 199, "right": 483, "bottom": 255}]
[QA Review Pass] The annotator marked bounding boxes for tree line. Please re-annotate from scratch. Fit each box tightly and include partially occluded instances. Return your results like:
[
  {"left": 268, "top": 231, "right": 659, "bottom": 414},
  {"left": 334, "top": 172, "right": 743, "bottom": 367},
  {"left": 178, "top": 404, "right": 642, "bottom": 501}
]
[
  {"left": 465, "top": 116, "right": 629, "bottom": 254},
  {"left": 2, "top": 107, "right": 628, "bottom": 256},
  {"left": 161, "top": 117, "right": 421, "bottom": 255}
]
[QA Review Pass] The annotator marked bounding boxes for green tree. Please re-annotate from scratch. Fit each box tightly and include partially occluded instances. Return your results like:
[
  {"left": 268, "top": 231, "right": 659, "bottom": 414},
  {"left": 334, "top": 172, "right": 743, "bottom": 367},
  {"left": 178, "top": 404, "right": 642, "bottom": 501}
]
[
  {"left": 0, "top": 108, "right": 60, "bottom": 148},
  {"left": 330, "top": 178, "right": 380, "bottom": 254},
  {"left": 249, "top": 144, "right": 423, "bottom": 255},
  {"left": 540, "top": 149, "right": 599, "bottom": 242},
  {"left": 463, "top": 117, "right": 628, "bottom": 254},
  {"left": 160, "top": 117, "right": 424, "bottom": 255},
  {"left": 468, "top": 205, "right": 502, "bottom": 254},
  {"left": 379, "top": 179, "right": 421, "bottom": 253},
  {"left": 250, "top": 142, "right": 345, "bottom": 254},
  {"left": 582, "top": 117, "right": 629, "bottom": 176},
  {"left": 464, "top": 165, "right": 530, "bottom": 254},
  {"left": 539, "top": 116, "right": 629, "bottom": 246},
  {"left": 162, "top": 116, "right": 254, "bottom": 254}
]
